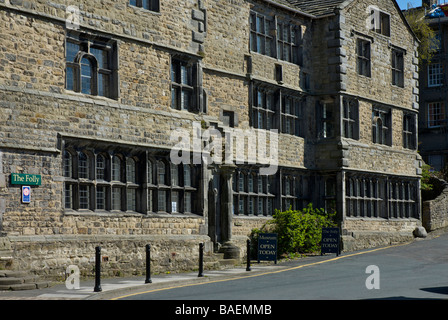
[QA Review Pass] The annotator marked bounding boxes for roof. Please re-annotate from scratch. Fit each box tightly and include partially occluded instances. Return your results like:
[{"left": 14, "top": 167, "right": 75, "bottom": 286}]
[
  {"left": 269, "top": 0, "right": 347, "bottom": 17},
  {"left": 267, "top": 0, "right": 419, "bottom": 41},
  {"left": 282, "top": 0, "right": 347, "bottom": 17}
]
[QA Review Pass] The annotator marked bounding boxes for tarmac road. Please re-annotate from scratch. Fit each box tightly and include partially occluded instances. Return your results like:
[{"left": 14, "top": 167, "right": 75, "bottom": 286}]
[{"left": 114, "top": 232, "right": 448, "bottom": 300}]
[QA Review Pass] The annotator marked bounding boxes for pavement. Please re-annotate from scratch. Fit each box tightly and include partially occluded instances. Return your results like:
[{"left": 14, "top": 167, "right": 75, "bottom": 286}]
[
  {"left": 1, "top": 228, "right": 446, "bottom": 301},
  {"left": 0, "top": 261, "right": 291, "bottom": 300}
]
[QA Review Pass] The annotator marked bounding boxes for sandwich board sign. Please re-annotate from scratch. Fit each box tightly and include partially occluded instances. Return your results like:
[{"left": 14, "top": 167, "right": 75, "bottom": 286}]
[
  {"left": 257, "top": 233, "right": 278, "bottom": 264},
  {"left": 321, "top": 227, "right": 340, "bottom": 256}
]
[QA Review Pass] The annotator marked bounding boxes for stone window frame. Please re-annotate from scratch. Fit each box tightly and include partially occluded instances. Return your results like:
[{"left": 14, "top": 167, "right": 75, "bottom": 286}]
[
  {"left": 345, "top": 173, "right": 418, "bottom": 219},
  {"left": 391, "top": 48, "right": 404, "bottom": 88},
  {"left": 356, "top": 38, "right": 371, "bottom": 77},
  {"left": 170, "top": 55, "right": 203, "bottom": 113},
  {"left": 232, "top": 167, "right": 310, "bottom": 216},
  {"left": 318, "top": 100, "right": 335, "bottom": 139},
  {"left": 388, "top": 179, "right": 417, "bottom": 219},
  {"left": 345, "top": 174, "right": 385, "bottom": 218},
  {"left": 65, "top": 31, "right": 119, "bottom": 99},
  {"left": 232, "top": 168, "right": 275, "bottom": 216},
  {"left": 63, "top": 143, "right": 200, "bottom": 216},
  {"left": 428, "top": 62, "right": 444, "bottom": 87},
  {"left": 276, "top": 20, "right": 302, "bottom": 65},
  {"left": 280, "top": 169, "right": 309, "bottom": 212},
  {"left": 372, "top": 106, "right": 392, "bottom": 146},
  {"left": 280, "top": 92, "right": 303, "bottom": 136},
  {"left": 402, "top": 112, "right": 416, "bottom": 150},
  {"left": 249, "top": 10, "right": 303, "bottom": 65},
  {"left": 342, "top": 97, "right": 359, "bottom": 140},
  {"left": 129, "top": 0, "right": 160, "bottom": 12},
  {"left": 250, "top": 11, "right": 275, "bottom": 58},
  {"left": 427, "top": 101, "right": 445, "bottom": 128},
  {"left": 251, "top": 85, "right": 276, "bottom": 130},
  {"left": 63, "top": 148, "right": 142, "bottom": 213},
  {"left": 250, "top": 82, "right": 304, "bottom": 137},
  {"left": 147, "top": 157, "right": 198, "bottom": 215},
  {"left": 370, "top": 8, "right": 390, "bottom": 37}
]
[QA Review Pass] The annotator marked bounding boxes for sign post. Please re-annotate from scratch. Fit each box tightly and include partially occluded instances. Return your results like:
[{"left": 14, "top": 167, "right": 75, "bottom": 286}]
[
  {"left": 321, "top": 227, "right": 340, "bottom": 256},
  {"left": 257, "top": 233, "right": 278, "bottom": 264}
]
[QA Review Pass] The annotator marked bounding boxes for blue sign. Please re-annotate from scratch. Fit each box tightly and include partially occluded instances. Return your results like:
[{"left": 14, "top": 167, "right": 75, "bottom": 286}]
[
  {"left": 257, "top": 233, "right": 278, "bottom": 263},
  {"left": 22, "top": 186, "right": 31, "bottom": 203},
  {"left": 321, "top": 227, "right": 340, "bottom": 256}
]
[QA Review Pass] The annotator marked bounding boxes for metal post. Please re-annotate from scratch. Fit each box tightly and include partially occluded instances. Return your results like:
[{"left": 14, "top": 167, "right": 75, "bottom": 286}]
[
  {"left": 94, "top": 246, "right": 102, "bottom": 292},
  {"left": 198, "top": 242, "right": 204, "bottom": 277},
  {"left": 145, "top": 244, "right": 152, "bottom": 284},
  {"left": 246, "top": 239, "right": 251, "bottom": 271}
]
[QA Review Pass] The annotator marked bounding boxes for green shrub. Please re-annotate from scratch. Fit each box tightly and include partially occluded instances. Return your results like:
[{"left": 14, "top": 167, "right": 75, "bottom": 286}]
[{"left": 251, "top": 203, "right": 337, "bottom": 256}]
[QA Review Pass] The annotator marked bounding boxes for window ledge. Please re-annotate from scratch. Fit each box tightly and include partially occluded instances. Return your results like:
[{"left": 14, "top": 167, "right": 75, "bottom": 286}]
[
  {"left": 63, "top": 209, "right": 144, "bottom": 217},
  {"left": 63, "top": 89, "right": 118, "bottom": 103}
]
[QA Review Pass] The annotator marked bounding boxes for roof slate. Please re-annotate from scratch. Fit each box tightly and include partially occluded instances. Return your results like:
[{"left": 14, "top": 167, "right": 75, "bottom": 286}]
[{"left": 273, "top": 0, "right": 347, "bottom": 17}]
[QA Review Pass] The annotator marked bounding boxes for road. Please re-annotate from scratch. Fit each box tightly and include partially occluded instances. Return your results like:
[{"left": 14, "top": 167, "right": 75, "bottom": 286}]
[{"left": 115, "top": 232, "right": 448, "bottom": 301}]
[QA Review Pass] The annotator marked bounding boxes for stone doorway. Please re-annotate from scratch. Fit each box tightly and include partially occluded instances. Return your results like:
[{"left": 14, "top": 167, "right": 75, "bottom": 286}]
[{"left": 207, "top": 165, "right": 240, "bottom": 259}]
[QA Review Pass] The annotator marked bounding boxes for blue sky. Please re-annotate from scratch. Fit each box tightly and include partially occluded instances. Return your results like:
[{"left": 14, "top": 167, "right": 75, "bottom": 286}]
[
  {"left": 396, "top": 0, "right": 448, "bottom": 9},
  {"left": 396, "top": 0, "right": 421, "bottom": 9}
]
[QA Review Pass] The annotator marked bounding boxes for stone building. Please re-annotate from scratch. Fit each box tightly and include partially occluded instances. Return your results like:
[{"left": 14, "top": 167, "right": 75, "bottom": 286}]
[
  {"left": 417, "top": 0, "right": 448, "bottom": 171},
  {"left": 0, "top": 0, "right": 421, "bottom": 278}
]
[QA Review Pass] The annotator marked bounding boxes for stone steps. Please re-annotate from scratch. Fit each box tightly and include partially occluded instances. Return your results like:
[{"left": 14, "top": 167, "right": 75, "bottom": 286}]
[
  {"left": 0, "top": 270, "right": 51, "bottom": 291},
  {"left": 0, "top": 250, "right": 13, "bottom": 270},
  {"left": 204, "top": 252, "right": 240, "bottom": 270}
]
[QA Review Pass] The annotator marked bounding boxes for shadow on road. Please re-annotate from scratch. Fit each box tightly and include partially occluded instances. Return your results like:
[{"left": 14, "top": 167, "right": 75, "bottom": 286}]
[{"left": 420, "top": 286, "right": 448, "bottom": 296}]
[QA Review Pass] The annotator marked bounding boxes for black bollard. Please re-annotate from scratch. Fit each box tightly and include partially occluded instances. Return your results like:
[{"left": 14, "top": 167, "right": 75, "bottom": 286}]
[
  {"left": 198, "top": 242, "right": 204, "bottom": 277},
  {"left": 94, "top": 246, "right": 102, "bottom": 292},
  {"left": 246, "top": 239, "right": 251, "bottom": 271},
  {"left": 145, "top": 244, "right": 152, "bottom": 284}
]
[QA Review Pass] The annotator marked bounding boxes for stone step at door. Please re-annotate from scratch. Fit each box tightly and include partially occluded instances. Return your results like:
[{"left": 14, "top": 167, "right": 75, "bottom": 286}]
[{"left": 0, "top": 270, "right": 52, "bottom": 291}]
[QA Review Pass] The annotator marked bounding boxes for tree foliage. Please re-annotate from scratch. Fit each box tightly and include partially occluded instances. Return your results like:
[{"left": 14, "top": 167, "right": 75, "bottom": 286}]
[
  {"left": 251, "top": 203, "right": 337, "bottom": 256},
  {"left": 421, "top": 163, "right": 433, "bottom": 191},
  {"left": 403, "top": 7, "right": 438, "bottom": 65}
]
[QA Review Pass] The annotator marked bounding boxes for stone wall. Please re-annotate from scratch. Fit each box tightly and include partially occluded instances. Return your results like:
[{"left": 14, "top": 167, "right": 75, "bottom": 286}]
[
  {"left": 0, "top": 0, "right": 423, "bottom": 277},
  {"left": 422, "top": 183, "right": 448, "bottom": 232},
  {"left": 341, "top": 217, "right": 419, "bottom": 251},
  {"left": 2, "top": 234, "right": 212, "bottom": 280}
]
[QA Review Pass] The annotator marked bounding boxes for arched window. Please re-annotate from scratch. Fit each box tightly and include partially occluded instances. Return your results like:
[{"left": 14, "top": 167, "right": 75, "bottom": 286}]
[
  {"left": 373, "top": 116, "right": 383, "bottom": 144},
  {"left": 171, "top": 163, "right": 179, "bottom": 186},
  {"left": 147, "top": 159, "right": 154, "bottom": 185},
  {"left": 96, "top": 154, "right": 106, "bottom": 180},
  {"left": 248, "top": 174, "right": 254, "bottom": 193},
  {"left": 238, "top": 172, "right": 245, "bottom": 192},
  {"left": 112, "top": 155, "right": 121, "bottom": 181},
  {"left": 78, "top": 151, "right": 89, "bottom": 179},
  {"left": 126, "top": 158, "right": 136, "bottom": 183},
  {"left": 65, "top": 34, "right": 116, "bottom": 99},
  {"left": 80, "top": 56, "right": 94, "bottom": 95},
  {"left": 63, "top": 150, "right": 73, "bottom": 178},
  {"left": 372, "top": 108, "right": 391, "bottom": 145},
  {"left": 183, "top": 164, "right": 191, "bottom": 187},
  {"left": 157, "top": 161, "right": 166, "bottom": 185}
]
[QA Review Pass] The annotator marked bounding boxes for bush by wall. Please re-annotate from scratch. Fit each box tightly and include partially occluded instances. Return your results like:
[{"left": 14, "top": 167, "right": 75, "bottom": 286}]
[{"left": 251, "top": 203, "right": 337, "bottom": 257}]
